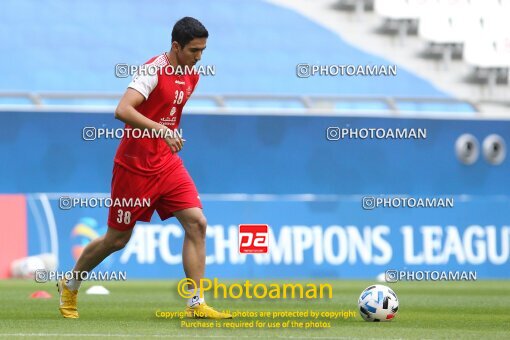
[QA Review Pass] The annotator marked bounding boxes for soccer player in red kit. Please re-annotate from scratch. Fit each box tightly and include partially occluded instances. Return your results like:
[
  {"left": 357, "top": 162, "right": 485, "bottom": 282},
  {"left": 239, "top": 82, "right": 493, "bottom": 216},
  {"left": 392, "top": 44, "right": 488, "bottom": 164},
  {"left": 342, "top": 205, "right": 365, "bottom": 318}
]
[{"left": 58, "top": 17, "right": 231, "bottom": 319}]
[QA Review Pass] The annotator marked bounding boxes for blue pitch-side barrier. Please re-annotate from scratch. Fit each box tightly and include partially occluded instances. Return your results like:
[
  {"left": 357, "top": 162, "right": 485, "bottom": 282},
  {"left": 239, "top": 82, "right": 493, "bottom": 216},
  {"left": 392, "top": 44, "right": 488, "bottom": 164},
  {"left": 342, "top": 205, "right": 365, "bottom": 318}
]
[
  {"left": 27, "top": 194, "right": 510, "bottom": 279},
  {"left": 1, "top": 110, "right": 510, "bottom": 278}
]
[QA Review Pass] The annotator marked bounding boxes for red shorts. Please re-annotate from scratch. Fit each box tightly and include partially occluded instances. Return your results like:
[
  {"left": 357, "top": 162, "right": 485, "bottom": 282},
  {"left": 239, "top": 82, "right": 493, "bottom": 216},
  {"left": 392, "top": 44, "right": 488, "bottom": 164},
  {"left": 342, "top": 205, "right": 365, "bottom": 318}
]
[{"left": 107, "top": 159, "right": 202, "bottom": 231}]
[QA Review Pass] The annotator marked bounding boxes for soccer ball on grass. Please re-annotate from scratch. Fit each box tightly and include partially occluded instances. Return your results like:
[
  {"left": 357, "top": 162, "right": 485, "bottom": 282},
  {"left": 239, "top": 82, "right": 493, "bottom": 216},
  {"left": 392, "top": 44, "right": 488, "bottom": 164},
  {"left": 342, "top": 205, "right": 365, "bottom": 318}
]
[{"left": 358, "top": 284, "right": 399, "bottom": 322}]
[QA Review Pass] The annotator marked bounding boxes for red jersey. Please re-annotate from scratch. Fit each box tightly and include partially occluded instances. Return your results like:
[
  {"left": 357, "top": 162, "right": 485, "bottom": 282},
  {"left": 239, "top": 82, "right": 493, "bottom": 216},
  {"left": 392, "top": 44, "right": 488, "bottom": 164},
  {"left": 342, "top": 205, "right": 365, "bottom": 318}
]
[{"left": 114, "top": 53, "right": 199, "bottom": 175}]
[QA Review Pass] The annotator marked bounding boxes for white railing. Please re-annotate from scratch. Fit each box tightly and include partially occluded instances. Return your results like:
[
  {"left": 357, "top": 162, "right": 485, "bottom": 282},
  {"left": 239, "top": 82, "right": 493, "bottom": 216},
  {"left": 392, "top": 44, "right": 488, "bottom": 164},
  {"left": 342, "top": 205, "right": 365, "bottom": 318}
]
[{"left": 0, "top": 91, "right": 482, "bottom": 115}]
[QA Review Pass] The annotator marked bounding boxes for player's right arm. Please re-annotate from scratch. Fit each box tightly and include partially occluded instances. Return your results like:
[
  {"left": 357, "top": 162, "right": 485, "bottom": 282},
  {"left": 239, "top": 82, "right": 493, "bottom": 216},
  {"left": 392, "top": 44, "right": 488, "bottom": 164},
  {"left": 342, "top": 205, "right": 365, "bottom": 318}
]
[
  {"left": 115, "top": 88, "right": 163, "bottom": 131},
  {"left": 114, "top": 88, "right": 184, "bottom": 153}
]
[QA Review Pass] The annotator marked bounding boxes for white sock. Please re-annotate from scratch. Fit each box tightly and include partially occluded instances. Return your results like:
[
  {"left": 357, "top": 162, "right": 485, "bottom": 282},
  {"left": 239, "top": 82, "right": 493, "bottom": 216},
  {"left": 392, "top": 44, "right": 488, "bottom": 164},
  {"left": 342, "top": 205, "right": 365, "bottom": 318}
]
[
  {"left": 65, "top": 278, "right": 82, "bottom": 291},
  {"left": 187, "top": 288, "right": 205, "bottom": 307}
]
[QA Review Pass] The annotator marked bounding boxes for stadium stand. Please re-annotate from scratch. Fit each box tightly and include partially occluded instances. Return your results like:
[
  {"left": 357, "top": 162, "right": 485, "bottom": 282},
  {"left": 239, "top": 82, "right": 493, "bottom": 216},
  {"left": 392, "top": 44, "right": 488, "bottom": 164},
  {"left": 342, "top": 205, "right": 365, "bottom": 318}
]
[
  {"left": 372, "top": 0, "right": 510, "bottom": 89},
  {"left": 0, "top": 0, "right": 476, "bottom": 113},
  {"left": 287, "top": 0, "right": 509, "bottom": 113}
]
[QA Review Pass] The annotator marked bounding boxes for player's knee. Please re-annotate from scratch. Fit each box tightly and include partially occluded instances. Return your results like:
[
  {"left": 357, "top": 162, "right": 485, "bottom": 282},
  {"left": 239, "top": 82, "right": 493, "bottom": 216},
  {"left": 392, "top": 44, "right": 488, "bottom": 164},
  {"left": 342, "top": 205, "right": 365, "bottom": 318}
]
[{"left": 186, "top": 215, "right": 207, "bottom": 240}]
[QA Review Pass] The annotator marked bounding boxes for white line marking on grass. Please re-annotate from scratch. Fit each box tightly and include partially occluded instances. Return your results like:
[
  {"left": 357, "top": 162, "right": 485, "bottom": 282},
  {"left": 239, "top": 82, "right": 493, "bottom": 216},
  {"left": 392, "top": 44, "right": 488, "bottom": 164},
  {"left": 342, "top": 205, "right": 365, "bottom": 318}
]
[
  {"left": 0, "top": 335, "right": 369, "bottom": 339},
  {"left": 0, "top": 335, "right": 264, "bottom": 338}
]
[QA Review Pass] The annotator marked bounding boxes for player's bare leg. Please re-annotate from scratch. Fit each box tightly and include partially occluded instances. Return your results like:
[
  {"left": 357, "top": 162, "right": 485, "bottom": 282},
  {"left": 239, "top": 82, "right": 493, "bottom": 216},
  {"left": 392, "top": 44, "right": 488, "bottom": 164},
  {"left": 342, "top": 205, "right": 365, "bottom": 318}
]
[
  {"left": 175, "top": 208, "right": 206, "bottom": 285},
  {"left": 57, "top": 227, "right": 133, "bottom": 318},
  {"left": 174, "top": 207, "right": 231, "bottom": 319},
  {"left": 74, "top": 227, "right": 133, "bottom": 273}
]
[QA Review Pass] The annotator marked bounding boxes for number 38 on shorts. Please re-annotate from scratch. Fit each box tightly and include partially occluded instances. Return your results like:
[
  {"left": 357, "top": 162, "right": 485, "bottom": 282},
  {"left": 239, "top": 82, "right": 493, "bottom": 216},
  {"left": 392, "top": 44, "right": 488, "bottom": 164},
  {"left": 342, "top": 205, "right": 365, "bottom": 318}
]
[{"left": 116, "top": 209, "right": 132, "bottom": 225}]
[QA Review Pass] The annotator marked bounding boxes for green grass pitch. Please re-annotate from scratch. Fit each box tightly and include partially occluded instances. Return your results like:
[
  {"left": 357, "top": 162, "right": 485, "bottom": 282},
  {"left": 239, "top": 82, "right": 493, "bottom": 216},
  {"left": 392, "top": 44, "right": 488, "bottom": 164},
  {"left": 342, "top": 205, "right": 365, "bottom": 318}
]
[{"left": 0, "top": 279, "right": 509, "bottom": 339}]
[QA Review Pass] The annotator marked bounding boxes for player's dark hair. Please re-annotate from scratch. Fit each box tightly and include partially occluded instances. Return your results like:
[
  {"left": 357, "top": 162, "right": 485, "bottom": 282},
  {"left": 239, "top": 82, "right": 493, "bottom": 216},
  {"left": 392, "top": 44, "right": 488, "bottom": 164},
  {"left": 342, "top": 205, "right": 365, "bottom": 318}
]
[{"left": 172, "top": 17, "right": 208, "bottom": 48}]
